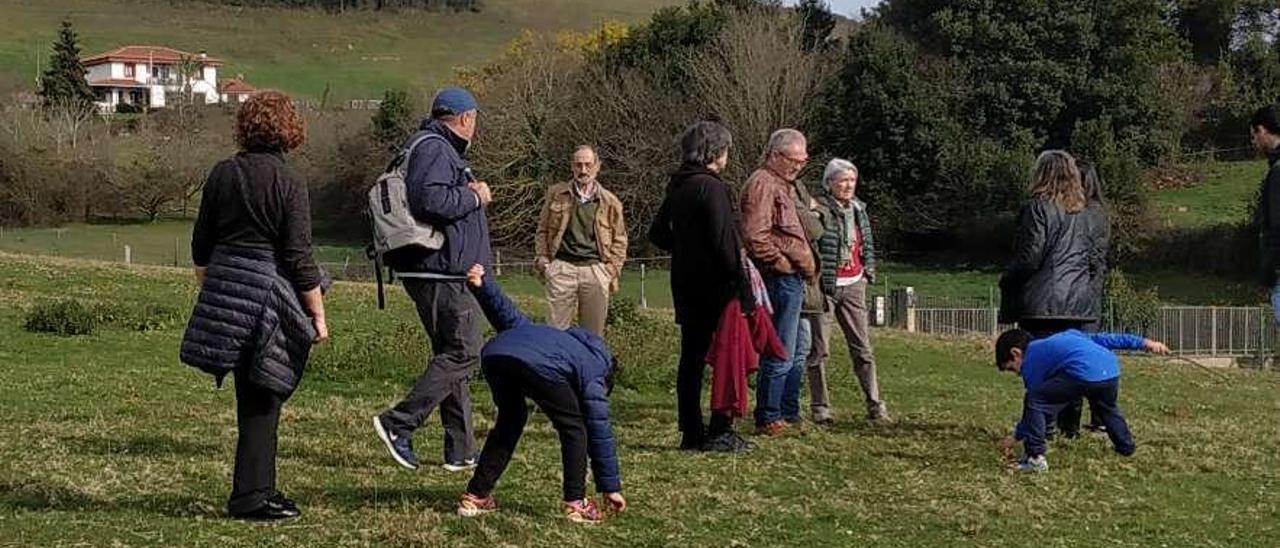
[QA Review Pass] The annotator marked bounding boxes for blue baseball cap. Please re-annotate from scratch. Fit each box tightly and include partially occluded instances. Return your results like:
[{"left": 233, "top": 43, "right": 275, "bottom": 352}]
[{"left": 431, "top": 86, "right": 479, "bottom": 116}]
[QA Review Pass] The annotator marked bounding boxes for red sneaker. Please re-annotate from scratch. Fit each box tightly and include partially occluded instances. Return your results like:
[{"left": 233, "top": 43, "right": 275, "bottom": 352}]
[
  {"left": 457, "top": 492, "right": 497, "bottom": 517},
  {"left": 563, "top": 498, "right": 605, "bottom": 524}
]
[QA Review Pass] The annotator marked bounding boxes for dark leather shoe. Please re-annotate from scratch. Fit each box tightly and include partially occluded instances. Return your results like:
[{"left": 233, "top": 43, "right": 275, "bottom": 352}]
[{"left": 231, "top": 495, "right": 301, "bottom": 521}]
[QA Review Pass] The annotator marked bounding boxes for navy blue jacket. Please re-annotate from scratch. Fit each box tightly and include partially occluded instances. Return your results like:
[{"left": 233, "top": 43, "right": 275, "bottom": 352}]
[
  {"left": 384, "top": 119, "right": 492, "bottom": 275},
  {"left": 470, "top": 276, "right": 622, "bottom": 493}
]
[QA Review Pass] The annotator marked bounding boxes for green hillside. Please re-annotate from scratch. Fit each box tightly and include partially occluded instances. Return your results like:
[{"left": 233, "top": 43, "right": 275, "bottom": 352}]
[{"left": 0, "top": 0, "right": 677, "bottom": 100}]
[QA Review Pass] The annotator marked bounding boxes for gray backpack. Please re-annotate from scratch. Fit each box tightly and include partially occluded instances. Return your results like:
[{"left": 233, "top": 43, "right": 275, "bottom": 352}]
[
  {"left": 367, "top": 133, "right": 448, "bottom": 308},
  {"left": 369, "top": 132, "right": 447, "bottom": 255}
]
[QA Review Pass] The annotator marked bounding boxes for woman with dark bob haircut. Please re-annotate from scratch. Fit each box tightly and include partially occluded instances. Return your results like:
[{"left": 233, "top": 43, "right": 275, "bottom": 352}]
[
  {"left": 649, "top": 121, "right": 757, "bottom": 453},
  {"left": 181, "top": 90, "right": 329, "bottom": 521}
]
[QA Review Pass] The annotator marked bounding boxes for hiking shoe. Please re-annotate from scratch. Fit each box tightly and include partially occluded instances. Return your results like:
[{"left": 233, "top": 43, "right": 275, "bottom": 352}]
[
  {"left": 442, "top": 453, "right": 480, "bottom": 472},
  {"left": 563, "top": 498, "right": 605, "bottom": 524},
  {"left": 754, "top": 420, "right": 788, "bottom": 437},
  {"left": 373, "top": 415, "right": 419, "bottom": 470},
  {"left": 1016, "top": 455, "right": 1049, "bottom": 472},
  {"left": 457, "top": 492, "right": 497, "bottom": 517},
  {"left": 701, "top": 431, "right": 751, "bottom": 453},
  {"left": 867, "top": 407, "right": 892, "bottom": 424},
  {"left": 812, "top": 412, "right": 834, "bottom": 426}
]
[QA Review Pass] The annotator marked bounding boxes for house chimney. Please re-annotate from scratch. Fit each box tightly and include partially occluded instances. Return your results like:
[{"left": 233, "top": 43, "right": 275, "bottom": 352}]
[{"left": 199, "top": 50, "right": 207, "bottom": 60}]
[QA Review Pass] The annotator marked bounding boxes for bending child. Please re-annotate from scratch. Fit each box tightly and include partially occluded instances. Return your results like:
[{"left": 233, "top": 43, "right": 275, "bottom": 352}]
[
  {"left": 457, "top": 264, "right": 627, "bottom": 524},
  {"left": 995, "top": 328, "right": 1169, "bottom": 472}
]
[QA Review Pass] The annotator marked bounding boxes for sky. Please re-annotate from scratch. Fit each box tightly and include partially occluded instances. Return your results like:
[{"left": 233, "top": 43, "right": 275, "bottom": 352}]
[{"left": 782, "top": 0, "right": 882, "bottom": 19}]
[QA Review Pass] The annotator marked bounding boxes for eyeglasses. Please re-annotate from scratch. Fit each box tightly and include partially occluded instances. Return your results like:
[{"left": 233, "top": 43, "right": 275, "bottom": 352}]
[{"left": 777, "top": 152, "right": 809, "bottom": 166}]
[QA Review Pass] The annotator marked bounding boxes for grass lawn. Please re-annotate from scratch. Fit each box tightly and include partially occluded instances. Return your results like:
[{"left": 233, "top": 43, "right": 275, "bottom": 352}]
[
  {"left": 0, "top": 0, "right": 677, "bottom": 101},
  {"left": 1151, "top": 159, "right": 1265, "bottom": 229},
  {"left": 2, "top": 252, "right": 1280, "bottom": 545}
]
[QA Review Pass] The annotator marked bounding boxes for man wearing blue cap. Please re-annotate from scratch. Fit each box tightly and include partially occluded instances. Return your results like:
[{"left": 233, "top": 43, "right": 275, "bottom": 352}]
[{"left": 374, "top": 86, "right": 494, "bottom": 472}]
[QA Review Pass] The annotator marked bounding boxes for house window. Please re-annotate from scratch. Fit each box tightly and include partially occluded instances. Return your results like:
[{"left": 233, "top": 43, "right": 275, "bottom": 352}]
[{"left": 124, "top": 63, "right": 135, "bottom": 78}]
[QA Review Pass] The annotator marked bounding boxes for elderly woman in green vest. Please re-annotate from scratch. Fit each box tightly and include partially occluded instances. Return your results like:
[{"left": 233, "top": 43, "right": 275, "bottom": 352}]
[{"left": 805, "top": 158, "right": 889, "bottom": 423}]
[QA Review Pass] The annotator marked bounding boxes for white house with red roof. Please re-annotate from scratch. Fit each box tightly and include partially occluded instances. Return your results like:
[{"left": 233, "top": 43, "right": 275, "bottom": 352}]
[{"left": 81, "top": 45, "right": 252, "bottom": 112}]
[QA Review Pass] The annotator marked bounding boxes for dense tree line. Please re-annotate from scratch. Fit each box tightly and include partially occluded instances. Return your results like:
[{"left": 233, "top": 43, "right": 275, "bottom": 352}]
[
  {"left": 8, "top": 0, "right": 1280, "bottom": 278},
  {"left": 177, "top": 0, "right": 481, "bottom": 11}
]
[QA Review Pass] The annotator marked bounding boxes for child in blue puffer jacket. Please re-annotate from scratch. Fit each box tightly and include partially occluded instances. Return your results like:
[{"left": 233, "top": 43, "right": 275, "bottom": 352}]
[
  {"left": 995, "top": 328, "right": 1169, "bottom": 472},
  {"left": 456, "top": 264, "right": 626, "bottom": 524}
]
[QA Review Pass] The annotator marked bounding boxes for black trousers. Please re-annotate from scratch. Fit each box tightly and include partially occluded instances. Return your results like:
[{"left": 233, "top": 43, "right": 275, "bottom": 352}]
[
  {"left": 676, "top": 315, "right": 732, "bottom": 446},
  {"left": 382, "top": 279, "right": 480, "bottom": 462},
  {"left": 227, "top": 367, "right": 284, "bottom": 515},
  {"left": 467, "top": 357, "right": 589, "bottom": 502},
  {"left": 1021, "top": 375, "right": 1135, "bottom": 458}
]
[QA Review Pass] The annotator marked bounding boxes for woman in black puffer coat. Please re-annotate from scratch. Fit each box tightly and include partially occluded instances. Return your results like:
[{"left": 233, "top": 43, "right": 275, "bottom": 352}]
[{"left": 184, "top": 90, "right": 329, "bottom": 521}]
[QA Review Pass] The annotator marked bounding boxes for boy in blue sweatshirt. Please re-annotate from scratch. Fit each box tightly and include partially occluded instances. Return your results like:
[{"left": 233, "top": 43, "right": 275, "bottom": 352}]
[
  {"left": 995, "top": 328, "right": 1169, "bottom": 472},
  {"left": 456, "top": 265, "right": 626, "bottom": 524}
]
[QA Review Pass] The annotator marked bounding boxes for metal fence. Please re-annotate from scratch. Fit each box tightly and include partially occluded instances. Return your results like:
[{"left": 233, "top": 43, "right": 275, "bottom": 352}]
[{"left": 894, "top": 295, "right": 1279, "bottom": 357}]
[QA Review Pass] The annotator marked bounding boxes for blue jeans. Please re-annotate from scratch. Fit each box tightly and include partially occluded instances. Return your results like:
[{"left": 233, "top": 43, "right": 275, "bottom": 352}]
[
  {"left": 754, "top": 274, "right": 804, "bottom": 426},
  {"left": 781, "top": 317, "right": 812, "bottom": 422}
]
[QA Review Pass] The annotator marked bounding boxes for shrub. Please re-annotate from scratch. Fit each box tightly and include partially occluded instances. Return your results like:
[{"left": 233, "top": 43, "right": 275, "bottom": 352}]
[
  {"left": 92, "top": 302, "right": 182, "bottom": 332},
  {"left": 24, "top": 299, "right": 98, "bottom": 336},
  {"left": 1103, "top": 269, "right": 1161, "bottom": 333}
]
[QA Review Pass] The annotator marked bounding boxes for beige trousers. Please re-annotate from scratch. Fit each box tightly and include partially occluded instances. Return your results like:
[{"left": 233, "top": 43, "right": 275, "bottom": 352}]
[
  {"left": 807, "top": 280, "right": 887, "bottom": 419},
  {"left": 545, "top": 259, "right": 610, "bottom": 335}
]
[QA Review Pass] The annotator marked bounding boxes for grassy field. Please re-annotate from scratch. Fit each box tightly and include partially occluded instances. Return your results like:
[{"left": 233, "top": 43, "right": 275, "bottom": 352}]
[
  {"left": 0, "top": 0, "right": 677, "bottom": 100},
  {"left": 2, "top": 252, "right": 1279, "bottom": 546},
  {"left": 1151, "top": 159, "right": 1265, "bottom": 229},
  {"left": 2, "top": 218, "right": 1272, "bottom": 306}
]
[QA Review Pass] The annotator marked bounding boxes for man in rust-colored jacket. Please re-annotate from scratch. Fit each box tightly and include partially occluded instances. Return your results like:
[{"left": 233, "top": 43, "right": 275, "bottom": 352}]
[
  {"left": 534, "top": 145, "right": 628, "bottom": 336},
  {"left": 740, "top": 128, "right": 817, "bottom": 435}
]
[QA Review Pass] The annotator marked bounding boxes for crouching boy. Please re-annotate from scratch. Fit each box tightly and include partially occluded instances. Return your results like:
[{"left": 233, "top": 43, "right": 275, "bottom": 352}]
[
  {"left": 995, "top": 328, "right": 1169, "bottom": 472},
  {"left": 457, "top": 264, "right": 626, "bottom": 523}
]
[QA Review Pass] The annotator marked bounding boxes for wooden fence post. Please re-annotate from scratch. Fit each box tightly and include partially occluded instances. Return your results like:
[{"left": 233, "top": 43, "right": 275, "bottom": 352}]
[{"left": 124, "top": 245, "right": 131, "bottom": 265}]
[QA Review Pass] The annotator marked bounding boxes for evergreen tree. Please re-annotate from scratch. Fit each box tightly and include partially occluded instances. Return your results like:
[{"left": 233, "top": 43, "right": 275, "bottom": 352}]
[
  {"left": 371, "top": 89, "right": 413, "bottom": 151},
  {"left": 796, "top": 0, "right": 836, "bottom": 51},
  {"left": 39, "top": 19, "right": 96, "bottom": 112}
]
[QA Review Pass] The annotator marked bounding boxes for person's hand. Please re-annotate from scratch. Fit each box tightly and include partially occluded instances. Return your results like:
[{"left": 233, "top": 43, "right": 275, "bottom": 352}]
[
  {"left": 194, "top": 266, "right": 208, "bottom": 286},
  {"left": 1143, "top": 339, "right": 1170, "bottom": 355},
  {"left": 466, "top": 264, "right": 485, "bottom": 288},
  {"left": 534, "top": 257, "right": 550, "bottom": 280},
  {"left": 604, "top": 492, "right": 627, "bottom": 512},
  {"left": 312, "top": 315, "right": 330, "bottom": 344},
  {"left": 470, "top": 181, "right": 493, "bottom": 207}
]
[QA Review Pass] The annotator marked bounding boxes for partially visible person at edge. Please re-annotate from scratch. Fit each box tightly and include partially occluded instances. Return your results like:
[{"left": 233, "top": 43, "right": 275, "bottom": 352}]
[
  {"left": 740, "top": 129, "right": 817, "bottom": 436},
  {"left": 649, "top": 121, "right": 757, "bottom": 453},
  {"left": 998, "top": 150, "right": 1097, "bottom": 345},
  {"left": 373, "top": 87, "right": 493, "bottom": 473},
  {"left": 534, "top": 145, "right": 628, "bottom": 336},
  {"left": 1251, "top": 104, "right": 1280, "bottom": 324},
  {"left": 807, "top": 159, "right": 890, "bottom": 424},
  {"left": 787, "top": 174, "right": 829, "bottom": 425},
  {"left": 1057, "top": 158, "right": 1111, "bottom": 436},
  {"left": 184, "top": 90, "right": 328, "bottom": 521}
]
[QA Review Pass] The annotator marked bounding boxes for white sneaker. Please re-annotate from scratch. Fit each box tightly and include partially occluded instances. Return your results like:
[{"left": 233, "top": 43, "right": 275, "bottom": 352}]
[
  {"left": 1017, "top": 455, "right": 1049, "bottom": 472},
  {"left": 442, "top": 454, "right": 479, "bottom": 472}
]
